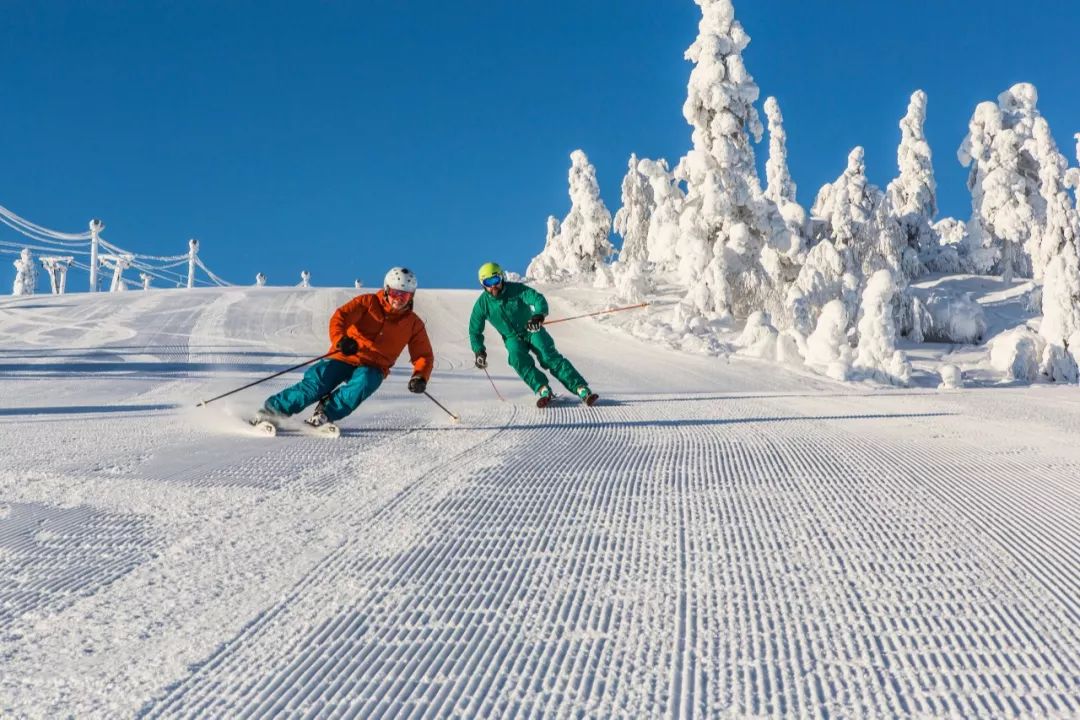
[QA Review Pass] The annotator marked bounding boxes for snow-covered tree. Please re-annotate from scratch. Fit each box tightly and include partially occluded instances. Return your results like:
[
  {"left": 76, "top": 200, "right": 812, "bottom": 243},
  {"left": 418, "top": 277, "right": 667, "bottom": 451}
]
[
  {"left": 784, "top": 240, "right": 858, "bottom": 336},
  {"left": 1030, "top": 118, "right": 1078, "bottom": 279},
  {"left": 1037, "top": 128, "right": 1080, "bottom": 381},
  {"left": 812, "top": 147, "right": 903, "bottom": 281},
  {"left": 676, "top": 0, "right": 795, "bottom": 319},
  {"left": 528, "top": 149, "right": 613, "bottom": 281},
  {"left": 613, "top": 153, "right": 653, "bottom": 263},
  {"left": 12, "top": 248, "right": 36, "bottom": 296},
  {"left": 958, "top": 84, "right": 1048, "bottom": 281},
  {"left": 804, "top": 299, "right": 853, "bottom": 380},
  {"left": 255, "top": 273, "right": 267, "bottom": 287},
  {"left": 299, "top": 270, "right": 311, "bottom": 288},
  {"left": 764, "top": 96, "right": 807, "bottom": 249},
  {"left": 928, "top": 217, "right": 967, "bottom": 273},
  {"left": 854, "top": 269, "right": 912, "bottom": 385},
  {"left": 638, "top": 158, "right": 684, "bottom": 270},
  {"left": 885, "top": 90, "right": 937, "bottom": 278}
]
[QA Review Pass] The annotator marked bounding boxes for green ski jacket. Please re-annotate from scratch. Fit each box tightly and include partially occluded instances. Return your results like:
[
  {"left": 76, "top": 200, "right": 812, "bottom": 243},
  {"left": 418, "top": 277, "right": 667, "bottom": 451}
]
[{"left": 468, "top": 282, "right": 549, "bottom": 354}]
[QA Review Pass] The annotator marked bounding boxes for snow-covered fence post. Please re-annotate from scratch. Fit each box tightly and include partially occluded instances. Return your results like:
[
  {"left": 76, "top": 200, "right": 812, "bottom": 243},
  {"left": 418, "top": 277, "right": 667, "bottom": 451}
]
[
  {"left": 255, "top": 272, "right": 267, "bottom": 287},
  {"left": 300, "top": 270, "right": 311, "bottom": 288},
  {"left": 89, "top": 219, "right": 104, "bottom": 292},
  {"left": 40, "top": 256, "right": 74, "bottom": 294},
  {"left": 187, "top": 239, "right": 199, "bottom": 289},
  {"left": 141, "top": 272, "right": 152, "bottom": 290},
  {"left": 12, "top": 248, "right": 37, "bottom": 295}
]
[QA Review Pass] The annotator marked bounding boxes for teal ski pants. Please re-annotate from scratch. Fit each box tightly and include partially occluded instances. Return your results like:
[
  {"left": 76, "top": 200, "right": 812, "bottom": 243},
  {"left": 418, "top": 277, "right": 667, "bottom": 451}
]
[
  {"left": 265, "top": 359, "right": 383, "bottom": 422},
  {"left": 505, "top": 329, "right": 588, "bottom": 394}
]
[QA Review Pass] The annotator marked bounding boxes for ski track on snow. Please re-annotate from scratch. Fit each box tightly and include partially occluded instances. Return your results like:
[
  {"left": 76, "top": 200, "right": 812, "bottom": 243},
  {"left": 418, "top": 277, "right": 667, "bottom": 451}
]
[{"left": 0, "top": 288, "right": 1078, "bottom": 718}]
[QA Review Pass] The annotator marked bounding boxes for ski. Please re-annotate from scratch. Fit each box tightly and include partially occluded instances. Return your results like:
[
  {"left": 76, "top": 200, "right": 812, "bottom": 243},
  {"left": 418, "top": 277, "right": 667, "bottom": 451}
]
[
  {"left": 250, "top": 418, "right": 278, "bottom": 436},
  {"left": 302, "top": 422, "right": 341, "bottom": 438}
]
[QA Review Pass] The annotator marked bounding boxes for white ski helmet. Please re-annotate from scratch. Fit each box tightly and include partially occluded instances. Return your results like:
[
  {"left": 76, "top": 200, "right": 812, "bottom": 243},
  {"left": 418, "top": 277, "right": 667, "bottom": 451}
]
[{"left": 383, "top": 266, "right": 418, "bottom": 294}]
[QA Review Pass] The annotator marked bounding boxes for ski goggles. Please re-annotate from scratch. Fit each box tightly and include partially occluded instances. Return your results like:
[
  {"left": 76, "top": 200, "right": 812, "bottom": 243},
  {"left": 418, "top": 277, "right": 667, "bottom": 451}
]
[
  {"left": 481, "top": 275, "right": 503, "bottom": 288},
  {"left": 385, "top": 288, "right": 414, "bottom": 305}
]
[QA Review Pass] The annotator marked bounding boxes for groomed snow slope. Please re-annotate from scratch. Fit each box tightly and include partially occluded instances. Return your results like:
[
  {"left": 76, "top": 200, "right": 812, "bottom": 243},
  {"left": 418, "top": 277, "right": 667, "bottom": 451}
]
[{"left": 1, "top": 287, "right": 1078, "bottom": 718}]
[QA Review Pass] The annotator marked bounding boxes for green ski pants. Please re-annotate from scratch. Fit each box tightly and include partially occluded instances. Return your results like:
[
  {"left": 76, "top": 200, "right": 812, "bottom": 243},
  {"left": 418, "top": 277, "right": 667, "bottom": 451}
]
[{"left": 504, "top": 329, "right": 588, "bottom": 394}]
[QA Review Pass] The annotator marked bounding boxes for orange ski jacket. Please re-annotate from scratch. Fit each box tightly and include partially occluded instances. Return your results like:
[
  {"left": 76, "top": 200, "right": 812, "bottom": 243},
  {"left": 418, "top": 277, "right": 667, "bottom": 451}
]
[{"left": 327, "top": 291, "right": 434, "bottom": 380}]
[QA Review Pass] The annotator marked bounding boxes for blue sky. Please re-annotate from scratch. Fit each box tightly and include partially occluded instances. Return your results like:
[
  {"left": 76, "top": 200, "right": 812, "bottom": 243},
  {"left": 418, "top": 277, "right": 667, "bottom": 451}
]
[{"left": 1, "top": 1, "right": 1077, "bottom": 292}]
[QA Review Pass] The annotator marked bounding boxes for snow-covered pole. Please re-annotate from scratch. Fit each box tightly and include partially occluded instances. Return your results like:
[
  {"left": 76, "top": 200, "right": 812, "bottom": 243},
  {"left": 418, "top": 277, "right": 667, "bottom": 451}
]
[
  {"left": 141, "top": 273, "right": 152, "bottom": 291},
  {"left": 187, "top": 238, "right": 199, "bottom": 289},
  {"left": 89, "top": 219, "right": 104, "bottom": 292}
]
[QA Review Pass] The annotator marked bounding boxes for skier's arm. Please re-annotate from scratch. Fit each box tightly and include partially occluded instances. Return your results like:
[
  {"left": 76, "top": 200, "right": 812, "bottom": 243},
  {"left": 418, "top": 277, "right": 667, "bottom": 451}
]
[
  {"left": 328, "top": 294, "right": 371, "bottom": 349},
  {"left": 520, "top": 285, "right": 550, "bottom": 317},
  {"left": 468, "top": 298, "right": 487, "bottom": 354},
  {"left": 408, "top": 319, "right": 435, "bottom": 381}
]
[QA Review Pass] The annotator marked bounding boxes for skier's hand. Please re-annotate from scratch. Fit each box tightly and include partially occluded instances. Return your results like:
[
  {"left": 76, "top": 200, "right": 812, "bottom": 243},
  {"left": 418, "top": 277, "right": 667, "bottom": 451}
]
[
  {"left": 474, "top": 351, "right": 488, "bottom": 369},
  {"left": 337, "top": 336, "right": 359, "bottom": 356},
  {"left": 526, "top": 315, "right": 545, "bottom": 333},
  {"left": 408, "top": 375, "right": 427, "bottom": 394}
]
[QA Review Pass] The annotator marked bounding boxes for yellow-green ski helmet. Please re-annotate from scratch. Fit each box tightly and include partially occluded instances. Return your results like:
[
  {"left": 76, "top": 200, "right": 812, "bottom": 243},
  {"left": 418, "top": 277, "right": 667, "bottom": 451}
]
[{"left": 477, "top": 261, "right": 504, "bottom": 286}]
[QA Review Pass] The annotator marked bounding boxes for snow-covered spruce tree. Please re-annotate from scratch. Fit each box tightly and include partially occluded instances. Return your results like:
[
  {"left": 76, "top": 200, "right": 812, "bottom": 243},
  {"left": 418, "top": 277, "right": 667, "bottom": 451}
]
[
  {"left": 812, "top": 147, "right": 904, "bottom": 282},
  {"left": 528, "top": 150, "right": 613, "bottom": 281},
  {"left": 1031, "top": 118, "right": 1078, "bottom": 279},
  {"left": 764, "top": 96, "right": 808, "bottom": 250},
  {"left": 638, "top": 158, "right": 685, "bottom": 271},
  {"left": 958, "top": 83, "right": 1049, "bottom": 282},
  {"left": 929, "top": 217, "right": 967, "bottom": 273},
  {"left": 1037, "top": 128, "right": 1080, "bottom": 381},
  {"left": 676, "top": 0, "right": 797, "bottom": 319},
  {"left": 12, "top": 248, "right": 37, "bottom": 296},
  {"left": 854, "top": 269, "right": 912, "bottom": 385},
  {"left": 804, "top": 298, "right": 853, "bottom": 381},
  {"left": 613, "top": 153, "right": 653, "bottom": 263},
  {"left": 885, "top": 90, "right": 937, "bottom": 279},
  {"left": 528, "top": 216, "right": 563, "bottom": 280},
  {"left": 784, "top": 240, "right": 859, "bottom": 336}
]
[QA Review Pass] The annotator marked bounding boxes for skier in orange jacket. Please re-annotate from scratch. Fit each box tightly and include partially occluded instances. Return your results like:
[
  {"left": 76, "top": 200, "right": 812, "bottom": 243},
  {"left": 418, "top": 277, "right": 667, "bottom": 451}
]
[{"left": 256, "top": 267, "right": 434, "bottom": 430}]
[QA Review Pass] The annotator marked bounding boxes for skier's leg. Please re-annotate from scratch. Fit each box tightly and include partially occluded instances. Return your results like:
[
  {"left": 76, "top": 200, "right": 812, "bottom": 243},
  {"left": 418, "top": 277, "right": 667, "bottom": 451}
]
[
  {"left": 264, "top": 359, "right": 355, "bottom": 416},
  {"left": 322, "top": 365, "right": 384, "bottom": 421},
  {"left": 506, "top": 336, "right": 550, "bottom": 392},
  {"left": 528, "top": 330, "right": 589, "bottom": 393}
]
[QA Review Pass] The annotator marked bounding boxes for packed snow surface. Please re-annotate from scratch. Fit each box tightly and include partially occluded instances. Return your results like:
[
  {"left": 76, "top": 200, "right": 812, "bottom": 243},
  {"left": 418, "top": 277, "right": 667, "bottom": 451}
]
[{"left": 1, "top": 287, "right": 1079, "bottom": 718}]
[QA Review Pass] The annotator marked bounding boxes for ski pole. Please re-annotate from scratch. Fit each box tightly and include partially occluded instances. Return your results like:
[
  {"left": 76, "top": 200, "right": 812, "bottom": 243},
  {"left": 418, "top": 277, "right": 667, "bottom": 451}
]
[
  {"left": 196, "top": 351, "right": 335, "bottom": 407},
  {"left": 543, "top": 302, "right": 649, "bottom": 326},
  {"left": 423, "top": 391, "right": 460, "bottom": 422},
  {"left": 483, "top": 367, "right": 507, "bottom": 402}
]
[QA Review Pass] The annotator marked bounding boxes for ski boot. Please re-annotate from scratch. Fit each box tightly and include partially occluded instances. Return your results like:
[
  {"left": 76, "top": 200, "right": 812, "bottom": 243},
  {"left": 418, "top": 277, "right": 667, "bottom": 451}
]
[
  {"left": 304, "top": 402, "right": 341, "bottom": 438},
  {"left": 535, "top": 385, "right": 554, "bottom": 408},
  {"left": 576, "top": 386, "right": 599, "bottom": 406},
  {"left": 250, "top": 407, "right": 281, "bottom": 436}
]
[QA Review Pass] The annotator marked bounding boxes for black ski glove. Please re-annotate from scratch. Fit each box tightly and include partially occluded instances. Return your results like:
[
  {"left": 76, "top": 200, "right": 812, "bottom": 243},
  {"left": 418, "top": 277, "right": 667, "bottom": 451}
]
[
  {"left": 408, "top": 375, "right": 427, "bottom": 394},
  {"left": 337, "top": 336, "right": 359, "bottom": 356},
  {"left": 474, "top": 351, "right": 488, "bottom": 369},
  {"left": 526, "top": 315, "right": 545, "bottom": 333}
]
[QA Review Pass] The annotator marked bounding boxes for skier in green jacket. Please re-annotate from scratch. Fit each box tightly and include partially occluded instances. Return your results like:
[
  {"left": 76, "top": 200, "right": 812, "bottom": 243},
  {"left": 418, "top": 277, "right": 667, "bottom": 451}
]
[{"left": 469, "top": 261, "right": 598, "bottom": 408}]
